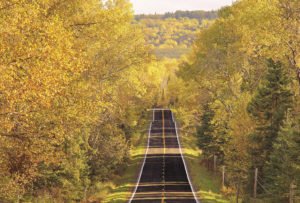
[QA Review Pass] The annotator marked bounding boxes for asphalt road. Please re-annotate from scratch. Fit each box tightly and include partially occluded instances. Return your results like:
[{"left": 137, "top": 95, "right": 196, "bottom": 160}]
[{"left": 129, "top": 109, "right": 198, "bottom": 203}]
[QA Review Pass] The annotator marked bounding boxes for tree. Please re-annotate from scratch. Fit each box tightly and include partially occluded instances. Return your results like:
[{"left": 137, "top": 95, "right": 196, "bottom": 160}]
[
  {"left": 264, "top": 115, "right": 300, "bottom": 200},
  {"left": 224, "top": 92, "right": 254, "bottom": 199},
  {"left": 0, "top": 0, "right": 159, "bottom": 201},
  {"left": 176, "top": 0, "right": 299, "bottom": 200},
  {"left": 0, "top": 0, "right": 88, "bottom": 200},
  {"left": 197, "top": 102, "right": 229, "bottom": 167},
  {"left": 197, "top": 103, "right": 215, "bottom": 157},
  {"left": 88, "top": 123, "right": 129, "bottom": 182},
  {"left": 247, "top": 59, "right": 293, "bottom": 175}
]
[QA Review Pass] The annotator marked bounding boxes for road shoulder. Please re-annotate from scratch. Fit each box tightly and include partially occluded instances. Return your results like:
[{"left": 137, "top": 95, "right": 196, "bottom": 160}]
[{"left": 180, "top": 129, "right": 230, "bottom": 203}]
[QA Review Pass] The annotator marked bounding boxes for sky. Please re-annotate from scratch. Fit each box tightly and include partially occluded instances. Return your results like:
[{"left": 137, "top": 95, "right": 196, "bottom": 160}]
[{"left": 130, "top": 0, "right": 233, "bottom": 14}]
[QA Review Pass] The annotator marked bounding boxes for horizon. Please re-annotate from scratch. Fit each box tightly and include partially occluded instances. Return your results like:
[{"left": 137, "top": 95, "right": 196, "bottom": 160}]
[
  {"left": 130, "top": 0, "right": 233, "bottom": 14},
  {"left": 134, "top": 9, "right": 217, "bottom": 16}
]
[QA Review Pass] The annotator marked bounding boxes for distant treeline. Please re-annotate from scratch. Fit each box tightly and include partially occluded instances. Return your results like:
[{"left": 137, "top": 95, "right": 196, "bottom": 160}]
[
  {"left": 135, "top": 10, "right": 217, "bottom": 58},
  {"left": 135, "top": 10, "right": 218, "bottom": 22}
]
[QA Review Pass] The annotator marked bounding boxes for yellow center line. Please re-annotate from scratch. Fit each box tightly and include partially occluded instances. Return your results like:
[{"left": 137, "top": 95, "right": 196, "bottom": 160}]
[
  {"left": 162, "top": 110, "right": 166, "bottom": 154},
  {"left": 161, "top": 110, "right": 165, "bottom": 203}
]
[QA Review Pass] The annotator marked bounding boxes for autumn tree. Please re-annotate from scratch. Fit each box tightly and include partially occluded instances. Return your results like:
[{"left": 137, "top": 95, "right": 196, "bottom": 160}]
[
  {"left": 176, "top": 0, "right": 299, "bottom": 200},
  {"left": 0, "top": 0, "right": 161, "bottom": 201}
]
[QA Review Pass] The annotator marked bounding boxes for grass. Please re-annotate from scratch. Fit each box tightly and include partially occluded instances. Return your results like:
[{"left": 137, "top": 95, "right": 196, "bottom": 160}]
[
  {"left": 89, "top": 128, "right": 149, "bottom": 203},
  {"left": 92, "top": 117, "right": 230, "bottom": 203},
  {"left": 179, "top": 130, "right": 231, "bottom": 203}
]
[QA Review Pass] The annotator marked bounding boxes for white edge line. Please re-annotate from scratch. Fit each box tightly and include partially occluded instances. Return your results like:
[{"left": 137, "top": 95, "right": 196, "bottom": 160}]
[
  {"left": 172, "top": 111, "right": 200, "bottom": 203},
  {"left": 128, "top": 116, "right": 153, "bottom": 202}
]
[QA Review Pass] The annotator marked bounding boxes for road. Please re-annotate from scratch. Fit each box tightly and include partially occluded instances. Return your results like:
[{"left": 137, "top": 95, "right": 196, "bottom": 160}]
[{"left": 129, "top": 109, "right": 199, "bottom": 203}]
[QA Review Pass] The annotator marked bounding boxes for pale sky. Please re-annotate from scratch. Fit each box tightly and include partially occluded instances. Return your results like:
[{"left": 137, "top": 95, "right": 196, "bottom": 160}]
[{"left": 130, "top": 0, "right": 233, "bottom": 14}]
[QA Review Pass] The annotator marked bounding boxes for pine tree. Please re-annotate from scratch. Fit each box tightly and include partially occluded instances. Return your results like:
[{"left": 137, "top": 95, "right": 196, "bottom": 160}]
[
  {"left": 197, "top": 103, "right": 227, "bottom": 165},
  {"left": 264, "top": 115, "right": 300, "bottom": 200},
  {"left": 247, "top": 59, "right": 293, "bottom": 175},
  {"left": 197, "top": 103, "right": 215, "bottom": 157}
]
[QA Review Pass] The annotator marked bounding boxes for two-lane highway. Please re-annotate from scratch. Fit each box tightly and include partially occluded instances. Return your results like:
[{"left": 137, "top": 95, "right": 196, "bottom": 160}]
[{"left": 129, "top": 109, "right": 199, "bottom": 203}]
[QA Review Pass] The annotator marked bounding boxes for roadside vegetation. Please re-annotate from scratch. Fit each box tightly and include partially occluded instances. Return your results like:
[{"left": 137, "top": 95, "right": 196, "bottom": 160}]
[
  {"left": 169, "top": 0, "right": 300, "bottom": 202},
  {"left": 0, "top": 0, "right": 164, "bottom": 201},
  {"left": 1, "top": 0, "right": 299, "bottom": 202},
  {"left": 94, "top": 122, "right": 149, "bottom": 203},
  {"left": 178, "top": 125, "right": 229, "bottom": 203}
]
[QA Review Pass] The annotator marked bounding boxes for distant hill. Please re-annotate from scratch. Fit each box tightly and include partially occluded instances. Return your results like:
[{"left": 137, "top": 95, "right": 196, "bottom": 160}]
[
  {"left": 135, "top": 10, "right": 218, "bottom": 58},
  {"left": 135, "top": 10, "right": 218, "bottom": 22}
]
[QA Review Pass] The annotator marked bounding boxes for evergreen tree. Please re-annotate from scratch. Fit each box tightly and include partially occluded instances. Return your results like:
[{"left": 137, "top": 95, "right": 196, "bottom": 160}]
[
  {"left": 197, "top": 103, "right": 215, "bottom": 157},
  {"left": 264, "top": 115, "right": 300, "bottom": 200},
  {"left": 247, "top": 59, "right": 293, "bottom": 174},
  {"left": 197, "top": 103, "right": 227, "bottom": 163}
]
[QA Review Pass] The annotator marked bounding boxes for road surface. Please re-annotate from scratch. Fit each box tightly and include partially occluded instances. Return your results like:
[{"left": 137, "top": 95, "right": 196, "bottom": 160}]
[{"left": 129, "top": 109, "right": 199, "bottom": 203}]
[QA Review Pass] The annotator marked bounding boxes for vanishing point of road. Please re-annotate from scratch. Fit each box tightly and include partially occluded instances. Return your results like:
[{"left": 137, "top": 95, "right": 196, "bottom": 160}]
[{"left": 129, "top": 109, "right": 199, "bottom": 203}]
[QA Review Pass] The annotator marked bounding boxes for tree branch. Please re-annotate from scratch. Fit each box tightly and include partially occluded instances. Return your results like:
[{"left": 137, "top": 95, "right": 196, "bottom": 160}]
[
  {"left": 0, "top": 132, "right": 27, "bottom": 140},
  {"left": 69, "top": 22, "right": 102, "bottom": 27}
]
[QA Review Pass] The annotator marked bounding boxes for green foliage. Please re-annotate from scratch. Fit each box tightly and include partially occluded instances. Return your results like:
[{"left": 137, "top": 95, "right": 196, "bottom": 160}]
[
  {"left": 247, "top": 60, "right": 293, "bottom": 171},
  {"left": 179, "top": 119, "right": 229, "bottom": 202},
  {"left": 88, "top": 123, "right": 129, "bottom": 182},
  {"left": 197, "top": 104, "right": 216, "bottom": 157},
  {"left": 264, "top": 115, "right": 300, "bottom": 199},
  {"left": 175, "top": 0, "right": 300, "bottom": 201}
]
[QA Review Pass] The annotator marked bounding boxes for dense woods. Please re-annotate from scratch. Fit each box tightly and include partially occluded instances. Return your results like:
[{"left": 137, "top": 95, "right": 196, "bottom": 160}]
[
  {"left": 135, "top": 10, "right": 217, "bottom": 58},
  {"left": 0, "top": 0, "right": 165, "bottom": 201},
  {"left": 172, "top": 0, "right": 300, "bottom": 201},
  {"left": 135, "top": 10, "right": 217, "bottom": 22}
]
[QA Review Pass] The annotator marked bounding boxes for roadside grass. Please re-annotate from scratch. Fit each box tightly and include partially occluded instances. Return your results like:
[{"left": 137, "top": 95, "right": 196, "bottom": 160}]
[
  {"left": 89, "top": 127, "right": 149, "bottom": 203},
  {"left": 90, "top": 115, "right": 230, "bottom": 203},
  {"left": 179, "top": 130, "right": 230, "bottom": 203}
]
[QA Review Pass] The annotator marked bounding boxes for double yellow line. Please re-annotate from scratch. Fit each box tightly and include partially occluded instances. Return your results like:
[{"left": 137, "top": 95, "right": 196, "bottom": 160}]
[
  {"left": 161, "top": 110, "right": 166, "bottom": 203},
  {"left": 162, "top": 110, "right": 166, "bottom": 154}
]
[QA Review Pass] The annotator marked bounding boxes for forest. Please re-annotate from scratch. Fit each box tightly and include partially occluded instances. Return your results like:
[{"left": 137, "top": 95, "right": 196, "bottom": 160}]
[
  {"left": 135, "top": 10, "right": 217, "bottom": 22},
  {"left": 0, "top": 0, "right": 164, "bottom": 201},
  {"left": 0, "top": 0, "right": 299, "bottom": 202},
  {"left": 135, "top": 10, "right": 217, "bottom": 58},
  {"left": 169, "top": 0, "right": 300, "bottom": 201}
]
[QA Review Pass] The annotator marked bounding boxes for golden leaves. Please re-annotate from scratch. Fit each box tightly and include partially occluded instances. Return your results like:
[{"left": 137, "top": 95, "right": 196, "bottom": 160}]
[{"left": 0, "top": 0, "right": 157, "bottom": 201}]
